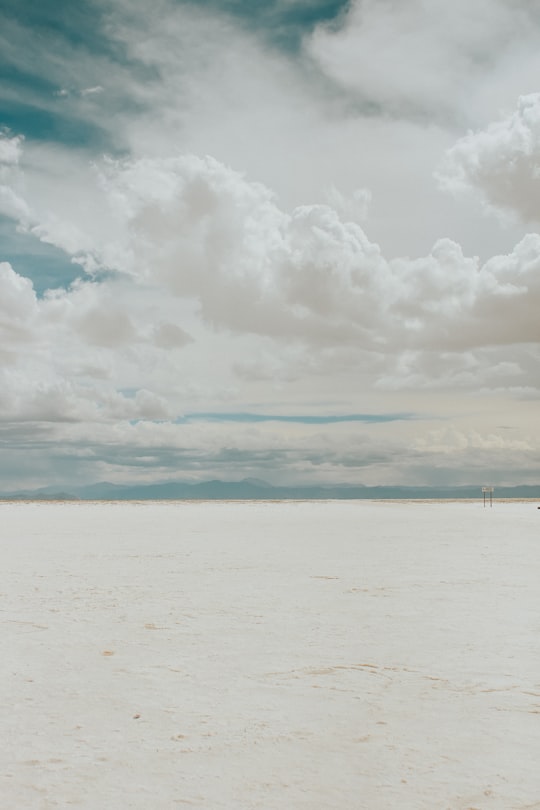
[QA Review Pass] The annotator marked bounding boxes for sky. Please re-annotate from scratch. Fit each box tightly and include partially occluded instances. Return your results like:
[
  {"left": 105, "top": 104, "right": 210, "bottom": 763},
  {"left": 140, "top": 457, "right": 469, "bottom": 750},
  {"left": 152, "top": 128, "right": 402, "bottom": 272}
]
[{"left": 0, "top": 0, "right": 539, "bottom": 491}]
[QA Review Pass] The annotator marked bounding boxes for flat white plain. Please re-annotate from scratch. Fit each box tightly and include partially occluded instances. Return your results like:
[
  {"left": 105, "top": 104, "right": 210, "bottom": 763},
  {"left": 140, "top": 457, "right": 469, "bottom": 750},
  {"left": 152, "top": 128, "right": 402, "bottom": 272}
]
[{"left": 1, "top": 500, "right": 539, "bottom": 809}]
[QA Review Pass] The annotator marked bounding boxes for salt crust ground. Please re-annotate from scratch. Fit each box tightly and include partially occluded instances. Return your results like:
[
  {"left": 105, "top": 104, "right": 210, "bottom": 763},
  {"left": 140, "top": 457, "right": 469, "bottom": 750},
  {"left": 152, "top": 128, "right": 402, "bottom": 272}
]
[{"left": 1, "top": 500, "right": 539, "bottom": 810}]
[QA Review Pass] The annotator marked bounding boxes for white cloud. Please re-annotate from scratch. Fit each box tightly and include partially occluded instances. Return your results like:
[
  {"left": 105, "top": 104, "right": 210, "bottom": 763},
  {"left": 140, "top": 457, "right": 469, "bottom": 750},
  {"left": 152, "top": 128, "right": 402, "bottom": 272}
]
[
  {"left": 307, "top": 0, "right": 540, "bottom": 126},
  {"left": 2, "top": 145, "right": 540, "bottom": 496},
  {"left": 0, "top": 0, "right": 526, "bottom": 259},
  {"left": 438, "top": 94, "right": 540, "bottom": 224},
  {"left": 1, "top": 0, "right": 540, "bottom": 487},
  {"left": 8, "top": 145, "right": 540, "bottom": 363},
  {"left": 0, "top": 133, "right": 23, "bottom": 165},
  {"left": 414, "top": 426, "right": 534, "bottom": 455},
  {"left": 0, "top": 261, "right": 38, "bottom": 325},
  {"left": 80, "top": 85, "right": 104, "bottom": 96},
  {"left": 0, "top": 134, "right": 30, "bottom": 220}
]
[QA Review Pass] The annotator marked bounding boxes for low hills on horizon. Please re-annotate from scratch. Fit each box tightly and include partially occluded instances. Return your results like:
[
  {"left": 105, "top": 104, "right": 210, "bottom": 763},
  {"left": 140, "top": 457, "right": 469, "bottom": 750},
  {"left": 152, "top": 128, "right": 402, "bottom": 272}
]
[{"left": 1, "top": 478, "right": 539, "bottom": 501}]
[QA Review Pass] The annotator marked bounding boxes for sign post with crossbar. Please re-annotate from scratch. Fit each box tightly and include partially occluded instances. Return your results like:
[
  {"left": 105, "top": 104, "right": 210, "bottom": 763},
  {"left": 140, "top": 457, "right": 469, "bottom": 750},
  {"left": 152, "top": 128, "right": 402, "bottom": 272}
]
[{"left": 482, "top": 486, "right": 494, "bottom": 507}]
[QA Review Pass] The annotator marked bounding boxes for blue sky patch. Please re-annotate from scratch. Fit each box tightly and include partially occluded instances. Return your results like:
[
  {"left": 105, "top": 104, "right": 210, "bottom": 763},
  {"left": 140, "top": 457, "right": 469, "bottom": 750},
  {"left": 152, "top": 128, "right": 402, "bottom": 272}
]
[
  {"left": 182, "top": 412, "right": 416, "bottom": 425},
  {"left": 0, "top": 217, "right": 84, "bottom": 295},
  {"left": 182, "top": 0, "right": 349, "bottom": 49}
]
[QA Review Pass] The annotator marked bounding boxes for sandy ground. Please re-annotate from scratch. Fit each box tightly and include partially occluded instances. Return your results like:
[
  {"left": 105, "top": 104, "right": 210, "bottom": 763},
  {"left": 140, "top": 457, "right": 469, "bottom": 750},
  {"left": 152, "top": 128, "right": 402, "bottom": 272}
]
[{"left": 1, "top": 500, "right": 539, "bottom": 810}]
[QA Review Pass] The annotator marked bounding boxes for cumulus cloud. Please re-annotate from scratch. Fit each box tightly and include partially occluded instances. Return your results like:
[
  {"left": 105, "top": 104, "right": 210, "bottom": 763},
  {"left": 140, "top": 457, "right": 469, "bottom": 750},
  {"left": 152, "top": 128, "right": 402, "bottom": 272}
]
[
  {"left": 0, "top": 236, "right": 539, "bottom": 487},
  {"left": 438, "top": 94, "right": 540, "bottom": 224},
  {"left": 0, "top": 260, "right": 195, "bottom": 426},
  {"left": 7, "top": 143, "right": 540, "bottom": 363}
]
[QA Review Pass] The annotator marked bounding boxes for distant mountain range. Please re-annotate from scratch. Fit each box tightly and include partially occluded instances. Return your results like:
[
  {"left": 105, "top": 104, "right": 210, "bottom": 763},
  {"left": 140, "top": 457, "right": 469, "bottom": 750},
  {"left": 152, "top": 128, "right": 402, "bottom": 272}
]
[{"left": 1, "top": 479, "right": 539, "bottom": 501}]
